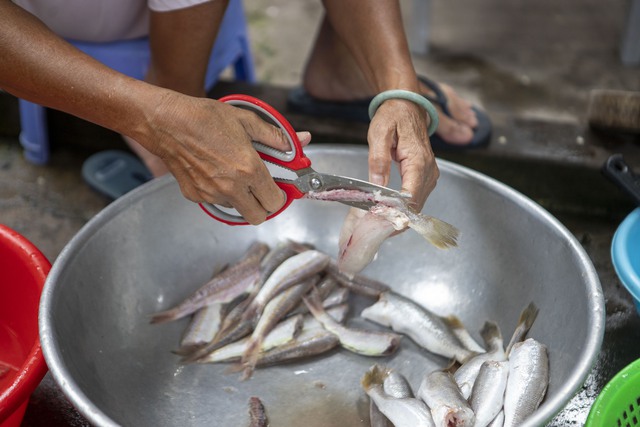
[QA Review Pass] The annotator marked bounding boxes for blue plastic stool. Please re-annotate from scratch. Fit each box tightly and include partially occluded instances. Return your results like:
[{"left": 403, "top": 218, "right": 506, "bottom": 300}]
[{"left": 18, "top": 0, "right": 255, "bottom": 165}]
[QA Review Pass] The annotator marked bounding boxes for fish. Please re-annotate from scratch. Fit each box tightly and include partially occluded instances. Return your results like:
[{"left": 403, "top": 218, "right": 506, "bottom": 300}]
[
  {"left": 240, "top": 250, "right": 330, "bottom": 327},
  {"left": 248, "top": 396, "right": 269, "bottom": 427},
  {"left": 361, "top": 290, "right": 474, "bottom": 363},
  {"left": 306, "top": 189, "right": 458, "bottom": 276},
  {"left": 488, "top": 410, "right": 504, "bottom": 427},
  {"left": 176, "top": 302, "right": 225, "bottom": 354},
  {"left": 303, "top": 288, "right": 402, "bottom": 357},
  {"left": 417, "top": 370, "right": 475, "bottom": 427},
  {"left": 150, "top": 242, "right": 269, "bottom": 324},
  {"left": 195, "top": 314, "right": 303, "bottom": 364},
  {"left": 287, "top": 275, "right": 340, "bottom": 316},
  {"left": 252, "top": 327, "right": 339, "bottom": 368},
  {"left": 502, "top": 338, "right": 549, "bottom": 427},
  {"left": 469, "top": 360, "right": 510, "bottom": 427},
  {"left": 337, "top": 208, "right": 397, "bottom": 277},
  {"left": 384, "top": 369, "right": 415, "bottom": 398},
  {"left": 453, "top": 321, "right": 506, "bottom": 399},
  {"left": 240, "top": 275, "right": 320, "bottom": 379},
  {"left": 326, "top": 260, "right": 390, "bottom": 298},
  {"left": 362, "top": 364, "right": 435, "bottom": 427}
]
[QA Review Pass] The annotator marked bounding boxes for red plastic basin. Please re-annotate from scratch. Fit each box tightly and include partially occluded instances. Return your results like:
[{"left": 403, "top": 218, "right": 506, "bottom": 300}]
[{"left": 0, "top": 225, "right": 50, "bottom": 427}]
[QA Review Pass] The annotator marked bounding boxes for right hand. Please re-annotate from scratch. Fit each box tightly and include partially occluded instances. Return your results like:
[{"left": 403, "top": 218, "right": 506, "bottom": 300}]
[{"left": 139, "top": 92, "right": 311, "bottom": 225}]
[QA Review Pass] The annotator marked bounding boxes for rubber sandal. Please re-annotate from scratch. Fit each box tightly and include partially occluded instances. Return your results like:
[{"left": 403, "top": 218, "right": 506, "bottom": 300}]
[
  {"left": 82, "top": 150, "right": 152, "bottom": 200},
  {"left": 286, "top": 75, "right": 492, "bottom": 150}
]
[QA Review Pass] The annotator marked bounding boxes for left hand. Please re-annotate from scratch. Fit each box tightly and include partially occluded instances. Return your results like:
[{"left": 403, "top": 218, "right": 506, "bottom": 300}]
[{"left": 366, "top": 98, "right": 439, "bottom": 212}]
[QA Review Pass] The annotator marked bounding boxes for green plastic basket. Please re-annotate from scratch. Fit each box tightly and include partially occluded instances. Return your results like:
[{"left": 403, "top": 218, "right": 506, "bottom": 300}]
[{"left": 586, "top": 359, "right": 640, "bottom": 427}]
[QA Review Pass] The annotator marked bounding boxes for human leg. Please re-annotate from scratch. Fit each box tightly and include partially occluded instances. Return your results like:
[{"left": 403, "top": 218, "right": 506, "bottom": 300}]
[
  {"left": 297, "top": 14, "right": 485, "bottom": 148},
  {"left": 125, "top": 0, "right": 229, "bottom": 176}
]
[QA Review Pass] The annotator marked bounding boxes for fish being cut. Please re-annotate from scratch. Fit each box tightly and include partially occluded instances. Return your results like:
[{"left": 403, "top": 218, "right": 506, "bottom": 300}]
[{"left": 306, "top": 189, "right": 458, "bottom": 276}]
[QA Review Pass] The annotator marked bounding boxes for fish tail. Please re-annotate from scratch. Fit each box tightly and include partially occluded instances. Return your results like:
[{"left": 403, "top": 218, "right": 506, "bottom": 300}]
[
  {"left": 408, "top": 215, "right": 459, "bottom": 249},
  {"left": 149, "top": 307, "right": 185, "bottom": 324},
  {"left": 480, "top": 320, "right": 502, "bottom": 343},
  {"left": 506, "top": 302, "right": 539, "bottom": 354},
  {"left": 360, "top": 364, "right": 389, "bottom": 391}
]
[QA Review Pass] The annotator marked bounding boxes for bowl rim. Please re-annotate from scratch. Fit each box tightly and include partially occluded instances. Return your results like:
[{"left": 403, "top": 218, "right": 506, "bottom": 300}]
[
  {"left": 611, "top": 207, "right": 640, "bottom": 301},
  {"left": 37, "top": 147, "right": 606, "bottom": 427},
  {"left": 0, "top": 224, "right": 50, "bottom": 424}
]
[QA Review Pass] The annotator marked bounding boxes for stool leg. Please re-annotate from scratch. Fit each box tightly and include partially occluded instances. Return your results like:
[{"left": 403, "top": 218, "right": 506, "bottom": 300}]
[
  {"left": 233, "top": 37, "right": 256, "bottom": 83},
  {"left": 18, "top": 100, "right": 50, "bottom": 165}
]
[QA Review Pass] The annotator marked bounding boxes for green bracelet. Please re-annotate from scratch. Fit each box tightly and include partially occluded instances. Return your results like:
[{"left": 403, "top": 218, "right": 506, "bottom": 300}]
[{"left": 368, "top": 89, "right": 439, "bottom": 136}]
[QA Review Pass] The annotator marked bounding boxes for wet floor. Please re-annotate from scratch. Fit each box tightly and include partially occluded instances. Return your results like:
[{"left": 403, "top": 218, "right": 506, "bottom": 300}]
[{"left": 2, "top": 0, "right": 640, "bottom": 425}]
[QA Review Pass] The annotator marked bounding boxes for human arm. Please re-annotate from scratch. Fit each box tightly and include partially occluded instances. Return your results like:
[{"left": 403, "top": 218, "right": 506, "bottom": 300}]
[
  {"left": 320, "top": 0, "right": 438, "bottom": 212},
  {"left": 0, "top": 1, "right": 292, "bottom": 224}
]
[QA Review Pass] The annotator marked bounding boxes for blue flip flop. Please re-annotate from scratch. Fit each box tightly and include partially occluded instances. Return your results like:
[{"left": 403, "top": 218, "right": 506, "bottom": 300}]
[
  {"left": 287, "top": 75, "right": 492, "bottom": 150},
  {"left": 82, "top": 150, "right": 152, "bottom": 200}
]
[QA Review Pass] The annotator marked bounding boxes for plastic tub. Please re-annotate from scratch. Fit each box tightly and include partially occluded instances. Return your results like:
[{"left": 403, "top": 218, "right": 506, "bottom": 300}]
[
  {"left": 0, "top": 225, "right": 50, "bottom": 427},
  {"left": 586, "top": 358, "right": 640, "bottom": 426},
  {"left": 611, "top": 208, "right": 640, "bottom": 314}
]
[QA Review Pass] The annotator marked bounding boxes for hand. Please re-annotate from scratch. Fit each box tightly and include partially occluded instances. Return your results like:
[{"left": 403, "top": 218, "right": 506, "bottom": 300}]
[
  {"left": 366, "top": 98, "right": 439, "bottom": 212},
  {"left": 140, "top": 92, "right": 311, "bottom": 225}
]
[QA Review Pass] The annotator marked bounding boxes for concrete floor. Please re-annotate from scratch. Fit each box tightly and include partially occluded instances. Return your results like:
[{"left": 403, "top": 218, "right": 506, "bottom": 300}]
[{"left": 1, "top": 0, "right": 639, "bottom": 425}]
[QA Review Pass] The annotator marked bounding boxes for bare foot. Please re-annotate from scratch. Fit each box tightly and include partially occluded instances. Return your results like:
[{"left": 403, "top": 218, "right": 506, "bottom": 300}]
[
  {"left": 122, "top": 135, "right": 169, "bottom": 178},
  {"left": 302, "top": 21, "right": 478, "bottom": 146}
]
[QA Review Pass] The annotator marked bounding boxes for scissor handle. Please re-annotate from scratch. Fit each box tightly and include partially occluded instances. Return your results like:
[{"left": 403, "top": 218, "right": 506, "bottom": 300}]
[{"left": 198, "top": 95, "right": 310, "bottom": 225}]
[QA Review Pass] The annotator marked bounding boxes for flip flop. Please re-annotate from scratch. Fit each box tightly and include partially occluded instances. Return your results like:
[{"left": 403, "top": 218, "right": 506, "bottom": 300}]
[
  {"left": 287, "top": 75, "right": 492, "bottom": 150},
  {"left": 82, "top": 150, "right": 152, "bottom": 200}
]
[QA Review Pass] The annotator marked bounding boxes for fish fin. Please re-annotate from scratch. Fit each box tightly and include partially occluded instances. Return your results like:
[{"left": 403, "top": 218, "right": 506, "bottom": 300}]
[
  {"left": 361, "top": 364, "right": 389, "bottom": 391},
  {"left": 240, "top": 336, "right": 263, "bottom": 379},
  {"left": 408, "top": 215, "right": 459, "bottom": 249},
  {"left": 301, "top": 286, "right": 324, "bottom": 316},
  {"left": 480, "top": 321, "right": 503, "bottom": 345},
  {"left": 443, "top": 358, "right": 461, "bottom": 374}
]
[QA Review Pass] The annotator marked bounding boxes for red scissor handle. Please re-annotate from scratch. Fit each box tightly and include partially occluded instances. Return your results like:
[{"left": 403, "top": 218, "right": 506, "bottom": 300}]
[{"left": 198, "top": 95, "right": 310, "bottom": 225}]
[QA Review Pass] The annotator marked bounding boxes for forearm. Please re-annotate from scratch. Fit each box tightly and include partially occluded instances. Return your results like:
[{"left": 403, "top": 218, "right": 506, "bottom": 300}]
[
  {"left": 321, "top": 0, "right": 418, "bottom": 94},
  {"left": 0, "top": 1, "right": 164, "bottom": 145}
]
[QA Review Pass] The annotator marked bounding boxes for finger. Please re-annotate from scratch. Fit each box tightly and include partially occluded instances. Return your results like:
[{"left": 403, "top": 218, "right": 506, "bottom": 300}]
[
  {"left": 230, "top": 186, "right": 271, "bottom": 225},
  {"left": 239, "top": 109, "right": 292, "bottom": 151},
  {"left": 249, "top": 162, "right": 286, "bottom": 214},
  {"left": 366, "top": 118, "right": 394, "bottom": 186},
  {"left": 296, "top": 131, "right": 312, "bottom": 146}
]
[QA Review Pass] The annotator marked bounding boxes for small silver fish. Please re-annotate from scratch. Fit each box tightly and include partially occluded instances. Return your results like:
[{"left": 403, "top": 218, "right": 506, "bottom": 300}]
[
  {"left": 503, "top": 338, "right": 549, "bottom": 427},
  {"left": 303, "top": 289, "right": 401, "bottom": 357},
  {"left": 362, "top": 365, "right": 435, "bottom": 427},
  {"left": 442, "top": 315, "right": 486, "bottom": 353},
  {"left": 383, "top": 369, "right": 414, "bottom": 399},
  {"left": 177, "top": 302, "right": 224, "bottom": 353},
  {"left": 254, "top": 328, "right": 339, "bottom": 368},
  {"left": 326, "top": 260, "right": 390, "bottom": 298},
  {"left": 195, "top": 314, "right": 303, "bottom": 364},
  {"left": 241, "top": 250, "right": 330, "bottom": 326},
  {"left": 361, "top": 291, "right": 473, "bottom": 362},
  {"left": 453, "top": 321, "right": 506, "bottom": 399},
  {"left": 241, "top": 276, "right": 319, "bottom": 379},
  {"left": 417, "top": 370, "right": 475, "bottom": 427},
  {"left": 150, "top": 242, "right": 268, "bottom": 324},
  {"left": 469, "top": 360, "right": 510, "bottom": 427}
]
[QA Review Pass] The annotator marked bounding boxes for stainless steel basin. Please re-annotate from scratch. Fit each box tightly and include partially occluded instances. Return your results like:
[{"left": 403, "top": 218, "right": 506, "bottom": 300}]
[{"left": 39, "top": 145, "right": 604, "bottom": 426}]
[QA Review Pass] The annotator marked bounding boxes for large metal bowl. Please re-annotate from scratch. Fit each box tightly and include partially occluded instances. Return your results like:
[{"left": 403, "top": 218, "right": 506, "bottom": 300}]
[{"left": 39, "top": 145, "right": 604, "bottom": 427}]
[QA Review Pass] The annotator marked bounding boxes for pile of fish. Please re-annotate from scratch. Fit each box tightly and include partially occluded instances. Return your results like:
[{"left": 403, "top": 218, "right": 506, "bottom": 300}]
[
  {"left": 150, "top": 238, "right": 549, "bottom": 425},
  {"left": 361, "top": 302, "right": 549, "bottom": 427},
  {"left": 150, "top": 239, "right": 407, "bottom": 380}
]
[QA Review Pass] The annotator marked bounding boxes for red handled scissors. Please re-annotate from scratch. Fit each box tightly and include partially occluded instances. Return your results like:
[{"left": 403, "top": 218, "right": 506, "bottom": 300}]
[{"left": 199, "top": 94, "right": 408, "bottom": 225}]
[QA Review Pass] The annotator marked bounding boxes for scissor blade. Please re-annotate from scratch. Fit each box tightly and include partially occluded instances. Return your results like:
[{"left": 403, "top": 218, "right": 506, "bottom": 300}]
[{"left": 295, "top": 171, "right": 410, "bottom": 211}]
